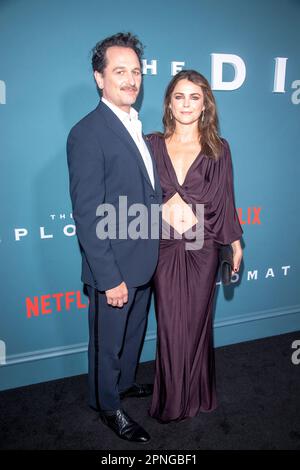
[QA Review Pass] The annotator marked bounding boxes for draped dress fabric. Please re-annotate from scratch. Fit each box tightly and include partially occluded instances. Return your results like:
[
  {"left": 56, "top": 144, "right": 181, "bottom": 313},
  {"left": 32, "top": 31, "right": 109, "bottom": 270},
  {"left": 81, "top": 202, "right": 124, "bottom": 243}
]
[{"left": 147, "top": 134, "right": 243, "bottom": 422}]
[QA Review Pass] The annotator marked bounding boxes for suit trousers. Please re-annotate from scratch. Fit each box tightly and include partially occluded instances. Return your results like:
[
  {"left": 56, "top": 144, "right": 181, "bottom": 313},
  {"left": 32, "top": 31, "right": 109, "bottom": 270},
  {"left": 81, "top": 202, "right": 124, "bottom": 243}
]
[{"left": 86, "top": 282, "right": 151, "bottom": 411}]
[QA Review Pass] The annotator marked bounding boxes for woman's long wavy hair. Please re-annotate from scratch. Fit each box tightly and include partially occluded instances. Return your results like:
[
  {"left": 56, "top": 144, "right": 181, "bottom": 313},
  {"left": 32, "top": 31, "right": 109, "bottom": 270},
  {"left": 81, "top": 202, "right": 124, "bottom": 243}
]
[{"left": 162, "top": 70, "right": 223, "bottom": 160}]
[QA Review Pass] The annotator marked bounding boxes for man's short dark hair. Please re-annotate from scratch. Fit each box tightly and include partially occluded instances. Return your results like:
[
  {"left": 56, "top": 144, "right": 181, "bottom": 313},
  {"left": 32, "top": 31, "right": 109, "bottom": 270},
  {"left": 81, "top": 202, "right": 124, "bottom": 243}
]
[{"left": 92, "top": 32, "right": 144, "bottom": 74}]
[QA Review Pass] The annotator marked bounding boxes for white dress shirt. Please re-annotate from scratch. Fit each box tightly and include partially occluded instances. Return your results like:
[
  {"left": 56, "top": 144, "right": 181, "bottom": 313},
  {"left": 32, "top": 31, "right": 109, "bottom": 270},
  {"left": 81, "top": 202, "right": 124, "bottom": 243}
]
[{"left": 102, "top": 97, "right": 155, "bottom": 189}]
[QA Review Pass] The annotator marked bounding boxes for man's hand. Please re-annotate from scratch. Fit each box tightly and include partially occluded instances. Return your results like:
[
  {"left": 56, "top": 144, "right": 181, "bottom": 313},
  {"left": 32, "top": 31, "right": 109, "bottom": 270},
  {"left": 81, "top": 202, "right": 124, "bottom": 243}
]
[{"left": 105, "top": 282, "right": 128, "bottom": 308}]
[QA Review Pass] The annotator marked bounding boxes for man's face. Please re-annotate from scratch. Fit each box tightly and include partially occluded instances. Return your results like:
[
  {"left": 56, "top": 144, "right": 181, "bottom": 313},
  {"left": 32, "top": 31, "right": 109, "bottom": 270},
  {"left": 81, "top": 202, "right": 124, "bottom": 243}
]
[{"left": 94, "top": 46, "right": 142, "bottom": 113}]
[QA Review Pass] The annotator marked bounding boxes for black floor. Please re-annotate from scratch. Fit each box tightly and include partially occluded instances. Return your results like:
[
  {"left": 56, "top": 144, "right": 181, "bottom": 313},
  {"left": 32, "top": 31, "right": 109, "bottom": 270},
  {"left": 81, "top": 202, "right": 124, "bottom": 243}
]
[{"left": 1, "top": 331, "right": 300, "bottom": 450}]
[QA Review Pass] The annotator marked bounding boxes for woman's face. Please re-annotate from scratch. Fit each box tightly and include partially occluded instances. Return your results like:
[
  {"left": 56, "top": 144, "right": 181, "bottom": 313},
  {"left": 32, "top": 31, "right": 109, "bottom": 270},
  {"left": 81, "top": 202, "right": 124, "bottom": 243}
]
[{"left": 169, "top": 78, "right": 205, "bottom": 126}]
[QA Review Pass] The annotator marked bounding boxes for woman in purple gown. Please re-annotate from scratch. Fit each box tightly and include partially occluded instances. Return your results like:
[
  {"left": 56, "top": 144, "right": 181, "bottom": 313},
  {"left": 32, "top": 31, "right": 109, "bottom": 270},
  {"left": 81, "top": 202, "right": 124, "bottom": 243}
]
[{"left": 148, "top": 70, "right": 243, "bottom": 423}]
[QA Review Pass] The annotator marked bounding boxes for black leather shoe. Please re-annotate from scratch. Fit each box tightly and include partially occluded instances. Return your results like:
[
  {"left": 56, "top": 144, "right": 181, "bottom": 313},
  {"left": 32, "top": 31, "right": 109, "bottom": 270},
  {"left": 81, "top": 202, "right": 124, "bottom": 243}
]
[
  {"left": 99, "top": 408, "right": 150, "bottom": 443},
  {"left": 120, "top": 383, "right": 154, "bottom": 400}
]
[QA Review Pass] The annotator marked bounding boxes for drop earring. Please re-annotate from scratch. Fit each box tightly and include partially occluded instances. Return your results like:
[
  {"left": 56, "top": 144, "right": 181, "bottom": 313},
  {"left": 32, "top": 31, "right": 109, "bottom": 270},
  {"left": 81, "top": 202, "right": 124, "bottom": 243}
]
[{"left": 201, "top": 109, "right": 205, "bottom": 124}]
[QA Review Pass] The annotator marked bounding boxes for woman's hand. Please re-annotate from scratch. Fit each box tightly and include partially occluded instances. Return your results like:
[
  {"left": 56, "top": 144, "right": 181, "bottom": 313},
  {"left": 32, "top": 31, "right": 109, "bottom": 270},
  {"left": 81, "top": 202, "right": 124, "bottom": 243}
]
[{"left": 231, "top": 240, "right": 243, "bottom": 275}]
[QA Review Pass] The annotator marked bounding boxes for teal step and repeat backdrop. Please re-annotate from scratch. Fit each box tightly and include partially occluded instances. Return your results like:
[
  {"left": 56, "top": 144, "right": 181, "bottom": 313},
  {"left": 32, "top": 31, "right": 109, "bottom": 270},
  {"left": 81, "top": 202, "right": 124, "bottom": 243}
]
[{"left": 1, "top": 0, "right": 299, "bottom": 390}]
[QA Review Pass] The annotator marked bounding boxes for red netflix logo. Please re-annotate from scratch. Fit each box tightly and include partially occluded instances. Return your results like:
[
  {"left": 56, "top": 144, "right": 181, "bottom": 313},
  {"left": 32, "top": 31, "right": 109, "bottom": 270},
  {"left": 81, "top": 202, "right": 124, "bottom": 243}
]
[
  {"left": 26, "top": 291, "right": 88, "bottom": 318},
  {"left": 237, "top": 207, "right": 261, "bottom": 225}
]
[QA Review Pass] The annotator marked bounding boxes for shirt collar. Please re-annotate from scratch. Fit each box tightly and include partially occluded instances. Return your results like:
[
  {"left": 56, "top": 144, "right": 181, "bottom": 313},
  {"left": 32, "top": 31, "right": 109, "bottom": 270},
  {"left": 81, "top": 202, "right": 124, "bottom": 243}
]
[{"left": 102, "top": 97, "right": 139, "bottom": 123}]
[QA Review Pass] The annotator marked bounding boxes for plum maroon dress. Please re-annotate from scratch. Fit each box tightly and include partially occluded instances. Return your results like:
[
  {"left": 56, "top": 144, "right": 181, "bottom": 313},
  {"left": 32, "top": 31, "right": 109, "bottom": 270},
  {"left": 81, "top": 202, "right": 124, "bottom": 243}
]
[{"left": 147, "top": 134, "right": 243, "bottom": 422}]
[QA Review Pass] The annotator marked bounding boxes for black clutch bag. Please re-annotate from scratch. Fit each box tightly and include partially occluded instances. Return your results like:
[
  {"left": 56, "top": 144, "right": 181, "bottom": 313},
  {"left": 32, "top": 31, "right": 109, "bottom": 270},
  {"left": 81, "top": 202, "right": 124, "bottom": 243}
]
[{"left": 218, "top": 244, "right": 234, "bottom": 285}]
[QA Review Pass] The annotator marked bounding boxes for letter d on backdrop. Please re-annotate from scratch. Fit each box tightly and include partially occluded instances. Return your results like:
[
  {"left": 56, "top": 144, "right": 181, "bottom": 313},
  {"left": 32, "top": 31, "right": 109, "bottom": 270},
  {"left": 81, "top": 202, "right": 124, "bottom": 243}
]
[{"left": 211, "top": 53, "right": 246, "bottom": 90}]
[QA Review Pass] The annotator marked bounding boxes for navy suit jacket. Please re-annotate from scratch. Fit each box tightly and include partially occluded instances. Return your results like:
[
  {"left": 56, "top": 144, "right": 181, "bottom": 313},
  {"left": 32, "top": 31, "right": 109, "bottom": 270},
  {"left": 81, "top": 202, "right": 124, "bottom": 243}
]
[{"left": 67, "top": 101, "right": 163, "bottom": 291}]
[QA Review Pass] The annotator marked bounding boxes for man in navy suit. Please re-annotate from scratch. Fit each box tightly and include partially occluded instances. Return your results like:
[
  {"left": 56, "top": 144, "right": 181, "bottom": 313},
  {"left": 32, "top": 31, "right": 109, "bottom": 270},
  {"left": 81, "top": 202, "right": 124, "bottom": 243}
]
[{"left": 67, "top": 33, "right": 162, "bottom": 443}]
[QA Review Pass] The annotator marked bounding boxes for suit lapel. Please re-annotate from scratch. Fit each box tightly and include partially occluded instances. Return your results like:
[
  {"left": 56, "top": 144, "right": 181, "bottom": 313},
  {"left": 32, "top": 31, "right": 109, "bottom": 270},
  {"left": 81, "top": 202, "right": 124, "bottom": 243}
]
[
  {"left": 142, "top": 133, "right": 161, "bottom": 193},
  {"left": 97, "top": 101, "right": 156, "bottom": 191}
]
